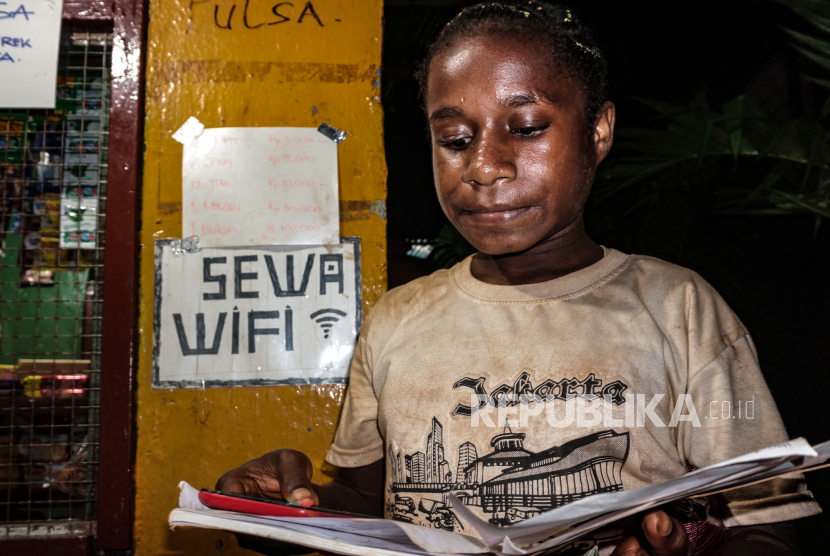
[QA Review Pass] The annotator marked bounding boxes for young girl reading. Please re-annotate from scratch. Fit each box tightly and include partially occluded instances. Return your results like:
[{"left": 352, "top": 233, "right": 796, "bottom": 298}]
[{"left": 217, "top": 2, "right": 820, "bottom": 554}]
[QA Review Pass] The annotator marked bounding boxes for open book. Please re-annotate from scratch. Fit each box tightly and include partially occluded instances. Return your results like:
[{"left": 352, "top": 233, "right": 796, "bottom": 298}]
[{"left": 169, "top": 438, "right": 830, "bottom": 556}]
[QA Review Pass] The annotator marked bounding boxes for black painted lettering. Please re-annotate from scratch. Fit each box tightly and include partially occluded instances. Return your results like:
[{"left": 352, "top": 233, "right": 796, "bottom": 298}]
[
  {"left": 187, "top": 0, "right": 213, "bottom": 33},
  {"left": 203, "top": 257, "right": 227, "bottom": 300},
  {"left": 264, "top": 253, "right": 314, "bottom": 297},
  {"left": 248, "top": 310, "right": 280, "bottom": 353},
  {"left": 269, "top": 1, "right": 292, "bottom": 24},
  {"left": 232, "top": 307, "right": 240, "bottom": 354},
  {"left": 319, "top": 253, "right": 344, "bottom": 295},
  {"left": 214, "top": 3, "right": 235, "bottom": 29},
  {"left": 173, "top": 312, "right": 227, "bottom": 356},
  {"left": 297, "top": 1, "right": 323, "bottom": 26},
  {"left": 234, "top": 255, "right": 259, "bottom": 298},
  {"left": 285, "top": 305, "right": 294, "bottom": 351},
  {"left": 242, "top": 0, "right": 264, "bottom": 28}
]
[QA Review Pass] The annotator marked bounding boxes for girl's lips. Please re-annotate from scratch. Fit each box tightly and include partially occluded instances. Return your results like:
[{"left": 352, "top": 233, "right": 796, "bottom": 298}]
[{"left": 459, "top": 206, "right": 533, "bottom": 225}]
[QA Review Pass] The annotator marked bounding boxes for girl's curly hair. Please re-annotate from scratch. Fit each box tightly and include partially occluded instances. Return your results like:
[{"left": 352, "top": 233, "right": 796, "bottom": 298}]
[{"left": 415, "top": 1, "right": 610, "bottom": 132}]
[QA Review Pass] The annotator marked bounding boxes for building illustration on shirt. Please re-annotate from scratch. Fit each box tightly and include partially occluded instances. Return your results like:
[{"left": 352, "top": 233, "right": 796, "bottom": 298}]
[{"left": 388, "top": 417, "right": 630, "bottom": 531}]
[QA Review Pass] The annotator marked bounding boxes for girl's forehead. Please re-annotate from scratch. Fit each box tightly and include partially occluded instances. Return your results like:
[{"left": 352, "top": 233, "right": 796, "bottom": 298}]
[
  {"left": 432, "top": 34, "right": 550, "bottom": 77},
  {"left": 426, "top": 35, "right": 577, "bottom": 108}
]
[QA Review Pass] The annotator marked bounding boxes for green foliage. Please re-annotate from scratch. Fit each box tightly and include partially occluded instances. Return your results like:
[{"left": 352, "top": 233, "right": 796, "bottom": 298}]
[
  {"left": 594, "top": 1, "right": 830, "bottom": 234},
  {"left": 596, "top": 97, "right": 830, "bottom": 219}
]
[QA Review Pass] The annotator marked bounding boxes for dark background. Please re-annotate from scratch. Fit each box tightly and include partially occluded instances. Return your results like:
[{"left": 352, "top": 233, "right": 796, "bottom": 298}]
[{"left": 381, "top": 0, "right": 830, "bottom": 551}]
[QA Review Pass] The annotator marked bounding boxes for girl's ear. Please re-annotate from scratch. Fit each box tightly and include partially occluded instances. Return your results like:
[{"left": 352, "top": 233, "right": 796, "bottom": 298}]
[{"left": 593, "top": 101, "right": 616, "bottom": 166}]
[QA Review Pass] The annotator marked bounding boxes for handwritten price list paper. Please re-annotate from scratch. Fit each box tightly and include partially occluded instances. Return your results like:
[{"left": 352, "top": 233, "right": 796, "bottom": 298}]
[
  {"left": 182, "top": 127, "right": 339, "bottom": 247},
  {"left": 0, "top": 0, "right": 64, "bottom": 108}
]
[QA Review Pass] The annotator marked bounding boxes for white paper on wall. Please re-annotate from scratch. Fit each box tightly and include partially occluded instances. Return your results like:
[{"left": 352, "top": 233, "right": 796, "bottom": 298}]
[
  {"left": 0, "top": 0, "right": 64, "bottom": 109},
  {"left": 181, "top": 127, "right": 340, "bottom": 247},
  {"left": 152, "top": 239, "right": 361, "bottom": 388}
]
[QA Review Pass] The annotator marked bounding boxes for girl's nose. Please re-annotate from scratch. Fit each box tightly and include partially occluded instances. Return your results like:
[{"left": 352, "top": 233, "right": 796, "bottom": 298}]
[{"left": 462, "top": 133, "right": 517, "bottom": 187}]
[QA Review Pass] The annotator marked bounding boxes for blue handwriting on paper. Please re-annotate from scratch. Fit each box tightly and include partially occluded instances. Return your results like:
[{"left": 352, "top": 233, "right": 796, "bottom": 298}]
[
  {"left": 0, "top": 3, "right": 35, "bottom": 19},
  {"left": 1, "top": 3, "right": 35, "bottom": 62},
  {"left": 1, "top": 37, "right": 32, "bottom": 47}
]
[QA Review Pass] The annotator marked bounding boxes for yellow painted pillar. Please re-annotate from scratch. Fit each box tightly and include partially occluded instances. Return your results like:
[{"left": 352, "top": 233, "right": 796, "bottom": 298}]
[{"left": 136, "top": 1, "right": 386, "bottom": 553}]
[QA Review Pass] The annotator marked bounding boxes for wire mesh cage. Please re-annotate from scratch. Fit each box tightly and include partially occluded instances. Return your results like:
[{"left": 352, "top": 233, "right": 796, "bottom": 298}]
[{"left": 0, "top": 30, "right": 111, "bottom": 536}]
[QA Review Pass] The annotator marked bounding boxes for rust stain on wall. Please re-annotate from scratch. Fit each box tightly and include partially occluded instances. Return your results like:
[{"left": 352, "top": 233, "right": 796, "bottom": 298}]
[
  {"left": 151, "top": 60, "right": 378, "bottom": 84},
  {"left": 339, "top": 200, "right": 372, "bottom": 211},
  {"left": 157, "top": 201, "right": 182, "bottom": 215},
  {"left": 340, "top": 199, "right": 372, "bottom": 222}
]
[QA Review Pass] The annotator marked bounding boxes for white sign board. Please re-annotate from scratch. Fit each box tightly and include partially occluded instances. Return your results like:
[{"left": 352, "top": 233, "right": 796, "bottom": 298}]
[
  {"left": 153, "top": 239, "right": 361, "bottom": 388},
  {"left": 181, "top": 127, "right": 340, "bottom": 247},
  {"left": 0, "top": 0, "right": 64, "bottom": 108}
]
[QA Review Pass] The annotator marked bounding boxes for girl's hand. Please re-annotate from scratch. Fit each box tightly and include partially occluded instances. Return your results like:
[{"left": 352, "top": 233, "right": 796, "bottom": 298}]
[
  {"left": 215, "top": 448, "right": 319, "bottom": 507},
  {"left": 611, "top": 509, "right": 692, "bottom": 556}
]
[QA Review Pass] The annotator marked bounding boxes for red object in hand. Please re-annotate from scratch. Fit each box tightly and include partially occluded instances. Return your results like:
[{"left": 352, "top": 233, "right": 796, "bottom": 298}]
[{"left": 198, "top": 489, "right": 373, "bottom": 519}]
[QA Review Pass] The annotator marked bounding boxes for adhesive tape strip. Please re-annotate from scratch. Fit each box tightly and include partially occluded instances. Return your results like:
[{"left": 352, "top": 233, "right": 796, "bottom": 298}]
[
  {"left": 317, "top": 122, "right": 348, "bottom": 144},
  {"left": 173, "top": 117, "right": 206, "bottom": 145},
  {"left": 170, "top": 236, "right": 201, "bottom": 257}
]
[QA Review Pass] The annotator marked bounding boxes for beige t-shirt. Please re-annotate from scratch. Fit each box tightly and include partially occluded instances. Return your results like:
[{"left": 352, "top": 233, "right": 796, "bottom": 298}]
[{"left": 326, "top": 250, "right": 820, "bottom": 534}]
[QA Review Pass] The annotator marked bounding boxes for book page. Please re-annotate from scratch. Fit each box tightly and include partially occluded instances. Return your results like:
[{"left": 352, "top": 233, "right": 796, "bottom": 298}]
[
  {"left": 449, "top": 438, "right": 818, "bottom": 550},
  {"left": 175, "top": 482, "right": 488, "bottom": 555},
  {"left": 169, "top": 507, "right": 488, "bottom": 556},
  {"left": 173, "top": 438, "right": 824, "bottom": 556}
]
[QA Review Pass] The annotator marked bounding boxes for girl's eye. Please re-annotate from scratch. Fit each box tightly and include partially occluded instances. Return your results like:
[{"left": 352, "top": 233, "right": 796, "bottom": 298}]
[
  {"left": 439, "top": 137, "right": 472, "bottom": 150},
  {"left": 510, "top": 124, "right": 549, "bottom": 137}
]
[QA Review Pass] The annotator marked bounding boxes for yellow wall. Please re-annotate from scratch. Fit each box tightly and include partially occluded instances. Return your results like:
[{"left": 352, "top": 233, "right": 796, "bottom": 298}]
[{"left": 137, "top": 1, "right": 386, "bottom": 553}]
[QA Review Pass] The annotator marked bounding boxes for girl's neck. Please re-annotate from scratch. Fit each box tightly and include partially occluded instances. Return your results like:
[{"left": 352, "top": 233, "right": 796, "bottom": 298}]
[{"left": 469, "top": 219, "right": 603, "bottom": 286}]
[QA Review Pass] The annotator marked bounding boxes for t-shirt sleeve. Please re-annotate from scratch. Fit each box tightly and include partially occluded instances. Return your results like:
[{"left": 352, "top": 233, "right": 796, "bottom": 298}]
[
  {"left": 681, "top": 323, "right": 821, "bottom": 526},
  {"left": 325, "top": 312, "right": 385, "bottom": 468}
]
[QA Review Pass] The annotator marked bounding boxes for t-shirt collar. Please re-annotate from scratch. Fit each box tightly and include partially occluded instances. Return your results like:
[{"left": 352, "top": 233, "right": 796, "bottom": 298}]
[{"left": 451, "top": 248, "right": 629, "bottom": 303}]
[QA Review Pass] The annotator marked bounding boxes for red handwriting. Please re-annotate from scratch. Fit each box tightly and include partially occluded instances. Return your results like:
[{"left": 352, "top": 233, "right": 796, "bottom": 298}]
[
  {"left": 282, "top": 204, "right": 323, "bottom": 213},
  {"left": 268, "top": 135, "right": 316, "bottom": 149},
  {"left": 196, "top": 200, "right": 241, "bottom": 212},
  {"left": 268, "top": 177, "right": 321, "bottom": 189},
  {"left": 190, "top": 179, "right": 231, "bottom": 191},
  {"left": 204, "top": 157, "right": 233, "bottom": 168},
  {"left": 191, "top": 157, "right": 233, "bottom": 169},
  {"left": 213, "top": 136, "right": 240, "bottom": 145},
  {"left": 269, "top": 153, "right": 316, "bottom": 165},
  {"left": 200, "top": 223, "right": 239, "bottom": 235},
  {"left": 278, "top": 224, "right": 321, "bottom": 232},
  {"left": 268, "top": 202, "right": 281, "bottom": 216}
]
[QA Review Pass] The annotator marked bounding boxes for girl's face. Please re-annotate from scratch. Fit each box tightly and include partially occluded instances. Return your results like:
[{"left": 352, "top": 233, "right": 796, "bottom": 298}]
[{"left": 426, "top": 35, "right": 613, "bottom": 256}]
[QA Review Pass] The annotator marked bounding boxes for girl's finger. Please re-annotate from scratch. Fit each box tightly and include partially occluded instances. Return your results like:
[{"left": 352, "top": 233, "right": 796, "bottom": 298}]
[{"left": 641, "top": 510, "right": 692, "bottom": 556}]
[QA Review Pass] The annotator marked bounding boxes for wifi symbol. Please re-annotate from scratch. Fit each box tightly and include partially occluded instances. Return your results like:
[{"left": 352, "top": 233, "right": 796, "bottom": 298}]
[{"left": 310, "top": 308, "right": 347, "bottom": 339}]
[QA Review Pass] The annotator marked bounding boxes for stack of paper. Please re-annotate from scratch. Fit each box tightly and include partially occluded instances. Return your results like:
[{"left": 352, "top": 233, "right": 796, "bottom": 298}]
[{"left": 169, "top": 438, "right": 830, "bottom": 556}]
